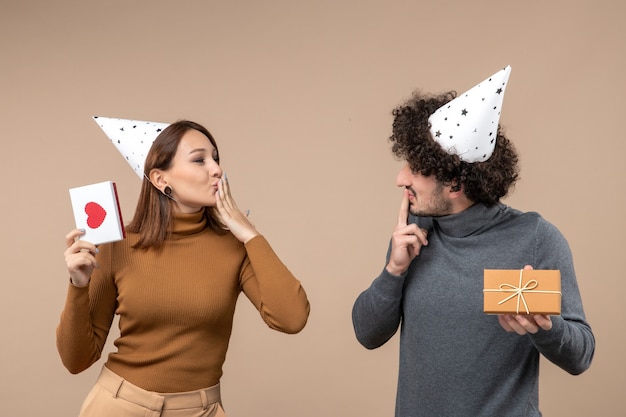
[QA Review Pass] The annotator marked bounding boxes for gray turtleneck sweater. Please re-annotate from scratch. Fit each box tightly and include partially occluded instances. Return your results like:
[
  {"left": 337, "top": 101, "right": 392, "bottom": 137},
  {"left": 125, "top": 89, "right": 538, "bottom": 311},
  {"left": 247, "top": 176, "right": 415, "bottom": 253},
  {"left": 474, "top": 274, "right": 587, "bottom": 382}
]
[{"left": 352, "top": 203, "right": 594, "bottom": 417}]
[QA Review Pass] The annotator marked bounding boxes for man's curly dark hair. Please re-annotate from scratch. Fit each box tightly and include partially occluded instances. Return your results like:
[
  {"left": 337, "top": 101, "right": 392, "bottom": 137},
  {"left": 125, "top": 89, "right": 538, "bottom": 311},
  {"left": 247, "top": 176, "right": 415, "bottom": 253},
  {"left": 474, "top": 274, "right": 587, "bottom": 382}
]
[{"left": 389, "top": 90, "right": 520, "bottom": 206}]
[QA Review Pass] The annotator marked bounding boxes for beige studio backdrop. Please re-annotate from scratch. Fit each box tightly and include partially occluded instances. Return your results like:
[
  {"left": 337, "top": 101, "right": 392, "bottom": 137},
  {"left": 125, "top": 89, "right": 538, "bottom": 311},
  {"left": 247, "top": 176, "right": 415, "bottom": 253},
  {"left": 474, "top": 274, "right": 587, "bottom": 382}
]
[{"left": 2, "top": 1, "right": 624, "bottom": 416}]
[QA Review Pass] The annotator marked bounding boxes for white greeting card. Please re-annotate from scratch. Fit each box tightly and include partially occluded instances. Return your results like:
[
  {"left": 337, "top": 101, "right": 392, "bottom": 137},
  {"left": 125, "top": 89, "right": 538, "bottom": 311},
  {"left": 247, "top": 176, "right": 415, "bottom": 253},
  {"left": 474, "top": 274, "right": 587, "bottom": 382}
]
[{"left": 69, "top": 181, "right": 126, "bottom": 245}]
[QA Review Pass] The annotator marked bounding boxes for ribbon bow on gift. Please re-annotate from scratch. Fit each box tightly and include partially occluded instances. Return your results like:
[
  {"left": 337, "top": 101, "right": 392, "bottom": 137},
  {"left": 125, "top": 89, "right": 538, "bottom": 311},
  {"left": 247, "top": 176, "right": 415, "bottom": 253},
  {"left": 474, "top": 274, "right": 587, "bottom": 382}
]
[{"left": 485, "top": 269, "right": 562, "bottom": 314}]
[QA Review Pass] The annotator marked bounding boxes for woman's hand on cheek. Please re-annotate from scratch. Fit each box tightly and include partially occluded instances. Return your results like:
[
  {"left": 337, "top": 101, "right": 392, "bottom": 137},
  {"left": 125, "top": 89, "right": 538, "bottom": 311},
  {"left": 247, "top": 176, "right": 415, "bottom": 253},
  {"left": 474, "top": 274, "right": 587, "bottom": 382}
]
[{"left": 216, "top": 174, "right": 259, "bottom": 244}]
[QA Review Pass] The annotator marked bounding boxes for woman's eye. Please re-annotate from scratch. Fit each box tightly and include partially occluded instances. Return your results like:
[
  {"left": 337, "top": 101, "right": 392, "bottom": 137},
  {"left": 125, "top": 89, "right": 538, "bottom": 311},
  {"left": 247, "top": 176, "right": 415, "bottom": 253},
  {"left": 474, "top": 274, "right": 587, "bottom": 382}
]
[{"left": 194, "top": 158, "right": 205, "bottom": 164}]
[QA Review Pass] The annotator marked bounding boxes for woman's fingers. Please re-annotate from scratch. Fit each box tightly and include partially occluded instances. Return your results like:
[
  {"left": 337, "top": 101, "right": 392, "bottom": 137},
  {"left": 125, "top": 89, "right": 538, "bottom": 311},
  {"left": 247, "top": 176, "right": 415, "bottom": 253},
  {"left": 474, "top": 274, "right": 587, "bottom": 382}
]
[
  {"left": 64, "top": 229, "right": 99, "bottom": 286},
  {"left": 65, "top": 229, "right": 85, "bottom": 248}
]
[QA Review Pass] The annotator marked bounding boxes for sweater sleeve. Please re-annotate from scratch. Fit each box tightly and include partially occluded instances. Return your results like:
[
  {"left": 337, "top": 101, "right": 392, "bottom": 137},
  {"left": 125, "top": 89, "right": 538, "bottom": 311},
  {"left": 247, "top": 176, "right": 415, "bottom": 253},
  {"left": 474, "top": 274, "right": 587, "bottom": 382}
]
[
  {"left": 56, "top": 244, "right": 117, "bottom": 374},
  {"left": 528, "top": 218, "right": 595, "bottom": 375},
  {"left": 353, "top": 217, "right": 431, "bottom": 350},
  {"left": 239, "top": 235, "right": 310, "bottom": 334},
  {"left": 352, "top": 266, "right": 405, "bottom": 349}
]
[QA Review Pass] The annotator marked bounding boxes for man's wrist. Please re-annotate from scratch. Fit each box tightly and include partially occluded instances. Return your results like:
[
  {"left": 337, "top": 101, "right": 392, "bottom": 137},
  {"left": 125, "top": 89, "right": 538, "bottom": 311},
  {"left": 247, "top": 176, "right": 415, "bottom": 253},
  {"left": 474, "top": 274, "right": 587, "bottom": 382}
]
[{"left": 385, "top": 263, "right": 407, "bottom": 277}]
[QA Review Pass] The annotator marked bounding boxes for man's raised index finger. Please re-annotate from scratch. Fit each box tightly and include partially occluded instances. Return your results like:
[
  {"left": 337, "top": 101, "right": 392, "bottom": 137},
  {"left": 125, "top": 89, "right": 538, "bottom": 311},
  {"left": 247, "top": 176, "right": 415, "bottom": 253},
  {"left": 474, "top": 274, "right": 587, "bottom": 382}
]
[{"left": 397, "top": 188, "right": 410, "bottom": 227}]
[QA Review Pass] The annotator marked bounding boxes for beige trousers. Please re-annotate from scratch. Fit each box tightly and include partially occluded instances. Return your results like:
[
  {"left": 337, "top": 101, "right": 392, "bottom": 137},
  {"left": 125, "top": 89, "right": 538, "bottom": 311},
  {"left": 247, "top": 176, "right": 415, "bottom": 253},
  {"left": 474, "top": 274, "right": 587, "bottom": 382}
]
[{"left": 78, "top": 366, "right": 226, "bottom": 417}]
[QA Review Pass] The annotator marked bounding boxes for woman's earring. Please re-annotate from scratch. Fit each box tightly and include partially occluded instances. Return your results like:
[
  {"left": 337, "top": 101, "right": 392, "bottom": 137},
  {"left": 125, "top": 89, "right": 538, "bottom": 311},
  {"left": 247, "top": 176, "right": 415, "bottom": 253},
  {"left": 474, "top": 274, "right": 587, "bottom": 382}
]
[{"left": 164, "top": 185, "right": 172, "bottom": 196}]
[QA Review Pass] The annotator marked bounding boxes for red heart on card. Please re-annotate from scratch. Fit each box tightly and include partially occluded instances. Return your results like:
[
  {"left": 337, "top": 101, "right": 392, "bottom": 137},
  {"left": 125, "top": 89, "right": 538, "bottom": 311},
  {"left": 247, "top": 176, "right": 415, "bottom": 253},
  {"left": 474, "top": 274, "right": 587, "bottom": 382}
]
[{"left": 85, "top": 202, "right": 107, "bottom": 229}]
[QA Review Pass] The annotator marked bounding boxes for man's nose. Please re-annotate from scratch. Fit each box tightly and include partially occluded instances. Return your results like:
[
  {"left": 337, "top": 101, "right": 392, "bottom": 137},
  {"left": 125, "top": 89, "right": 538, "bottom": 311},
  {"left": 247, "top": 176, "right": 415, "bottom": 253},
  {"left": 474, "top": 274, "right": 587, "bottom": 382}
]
[{"left": 396, "top": 165, "right": 411, "bottom": 187}]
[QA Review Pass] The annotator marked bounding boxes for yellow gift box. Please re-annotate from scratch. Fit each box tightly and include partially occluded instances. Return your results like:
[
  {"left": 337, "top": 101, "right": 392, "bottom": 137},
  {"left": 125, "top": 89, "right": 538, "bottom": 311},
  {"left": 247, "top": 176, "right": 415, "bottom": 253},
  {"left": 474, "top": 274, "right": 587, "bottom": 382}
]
[{"left": 483, "top": 269, "right": 561, "bottom": 315}]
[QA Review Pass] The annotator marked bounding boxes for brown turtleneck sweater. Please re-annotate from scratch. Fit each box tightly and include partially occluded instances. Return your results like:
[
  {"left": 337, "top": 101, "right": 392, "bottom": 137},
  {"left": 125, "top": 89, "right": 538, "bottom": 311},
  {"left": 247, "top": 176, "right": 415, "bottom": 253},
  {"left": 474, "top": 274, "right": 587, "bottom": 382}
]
[{"left": 56, "top": 210, "right": 310, "bottom": 393}]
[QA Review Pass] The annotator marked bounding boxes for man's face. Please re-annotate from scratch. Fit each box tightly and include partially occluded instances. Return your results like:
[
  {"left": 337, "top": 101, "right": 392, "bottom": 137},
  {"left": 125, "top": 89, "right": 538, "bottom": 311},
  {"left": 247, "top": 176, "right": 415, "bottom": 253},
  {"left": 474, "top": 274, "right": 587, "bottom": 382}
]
[{"left": 396, "top": 164, "right": 452, "bottom": 217}]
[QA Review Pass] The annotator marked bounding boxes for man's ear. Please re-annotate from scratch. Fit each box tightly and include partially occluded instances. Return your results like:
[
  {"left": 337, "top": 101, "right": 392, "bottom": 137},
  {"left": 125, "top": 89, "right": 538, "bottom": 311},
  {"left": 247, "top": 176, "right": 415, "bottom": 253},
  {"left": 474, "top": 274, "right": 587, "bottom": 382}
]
[{"left": 448, "top": 180, "right": 464, "bottom": 199}]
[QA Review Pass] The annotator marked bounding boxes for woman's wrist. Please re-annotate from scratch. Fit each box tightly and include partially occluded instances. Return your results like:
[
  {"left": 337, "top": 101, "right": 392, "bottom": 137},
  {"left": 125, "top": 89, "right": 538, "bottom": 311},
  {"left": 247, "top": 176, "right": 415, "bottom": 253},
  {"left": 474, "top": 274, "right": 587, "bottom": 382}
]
[{"left": 69, "top": 276, "right": 89, "bottom": 288}]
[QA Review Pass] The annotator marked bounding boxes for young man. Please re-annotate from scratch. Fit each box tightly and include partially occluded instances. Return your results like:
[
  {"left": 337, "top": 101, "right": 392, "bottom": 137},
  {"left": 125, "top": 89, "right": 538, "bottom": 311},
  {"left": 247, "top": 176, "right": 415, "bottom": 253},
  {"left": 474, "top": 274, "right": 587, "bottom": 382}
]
[{"left": 352, "top": 66, "right": 594, "bottom": 417}]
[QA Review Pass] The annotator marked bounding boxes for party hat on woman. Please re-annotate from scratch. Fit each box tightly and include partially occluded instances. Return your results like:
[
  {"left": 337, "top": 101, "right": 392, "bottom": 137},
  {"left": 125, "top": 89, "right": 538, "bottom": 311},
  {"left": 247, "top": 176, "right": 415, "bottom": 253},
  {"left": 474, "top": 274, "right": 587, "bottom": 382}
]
[{"left": 92, "top": 116, "right": 170, "bottom": 178}]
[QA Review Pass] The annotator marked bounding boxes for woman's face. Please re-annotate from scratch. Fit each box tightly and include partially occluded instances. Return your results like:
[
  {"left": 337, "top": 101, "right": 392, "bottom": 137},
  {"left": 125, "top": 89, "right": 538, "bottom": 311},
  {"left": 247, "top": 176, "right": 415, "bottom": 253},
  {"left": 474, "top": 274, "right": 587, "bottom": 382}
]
[{"left": 163, "top": 129, "right": 222, "bottom": 213}]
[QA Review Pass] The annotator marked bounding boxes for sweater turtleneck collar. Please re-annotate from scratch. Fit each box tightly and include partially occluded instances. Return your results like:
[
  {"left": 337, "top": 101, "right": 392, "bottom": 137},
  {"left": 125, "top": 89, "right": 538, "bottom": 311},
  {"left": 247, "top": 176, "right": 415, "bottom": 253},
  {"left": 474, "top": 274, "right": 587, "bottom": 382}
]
[
  {"left": 429, "top": 202, "right": 507, "bottom": 238},
  {"left": 171, "top": 208, "right": 207, "bottom": 238}
]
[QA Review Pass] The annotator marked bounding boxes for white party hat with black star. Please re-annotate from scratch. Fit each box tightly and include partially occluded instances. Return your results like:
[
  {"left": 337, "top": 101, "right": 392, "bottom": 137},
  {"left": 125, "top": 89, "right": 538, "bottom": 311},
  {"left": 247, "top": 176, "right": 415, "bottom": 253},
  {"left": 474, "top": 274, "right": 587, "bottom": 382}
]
[
  {"left": 429, "top": 65, "right": 512, "bottom": 163},
  {"left": 92, "top": 116, "right": 170, "bottom": 178}
]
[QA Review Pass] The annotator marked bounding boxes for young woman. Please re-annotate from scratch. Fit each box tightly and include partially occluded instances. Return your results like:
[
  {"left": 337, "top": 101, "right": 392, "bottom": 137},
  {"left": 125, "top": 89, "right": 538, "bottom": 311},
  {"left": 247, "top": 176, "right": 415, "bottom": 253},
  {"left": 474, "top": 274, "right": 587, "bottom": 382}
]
[{"left": 57, "top": 120, "right": 310, "bottom": 417}]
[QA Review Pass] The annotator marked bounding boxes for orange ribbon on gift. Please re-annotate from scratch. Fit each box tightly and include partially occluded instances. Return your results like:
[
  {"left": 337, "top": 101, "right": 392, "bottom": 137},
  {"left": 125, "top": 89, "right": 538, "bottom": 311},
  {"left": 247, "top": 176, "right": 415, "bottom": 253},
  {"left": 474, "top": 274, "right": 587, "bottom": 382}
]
[{"left": 483, "top": 269, "right": 562, "bottom": 314}]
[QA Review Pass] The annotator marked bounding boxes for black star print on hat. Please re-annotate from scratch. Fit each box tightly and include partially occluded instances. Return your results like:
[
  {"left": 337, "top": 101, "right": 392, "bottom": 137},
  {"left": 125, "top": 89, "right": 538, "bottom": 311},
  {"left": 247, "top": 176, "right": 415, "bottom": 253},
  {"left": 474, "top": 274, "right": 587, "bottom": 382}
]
[
  {"left": 93, "top": 116, "right": 170, "bottom": 178},
  {"left": 428, "top": 65, "right": 512, "bottom": 163}
]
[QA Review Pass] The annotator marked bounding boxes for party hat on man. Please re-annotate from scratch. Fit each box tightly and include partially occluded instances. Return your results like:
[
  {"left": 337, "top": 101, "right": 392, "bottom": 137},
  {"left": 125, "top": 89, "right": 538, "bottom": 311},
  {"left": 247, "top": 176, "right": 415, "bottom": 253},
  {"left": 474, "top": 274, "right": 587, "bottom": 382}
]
[
  {"left": 92, "top": 116, "right": 170, "bottom": 178},
  {"left": 428, "top": 65, "right": 512, "bottom": 163}
]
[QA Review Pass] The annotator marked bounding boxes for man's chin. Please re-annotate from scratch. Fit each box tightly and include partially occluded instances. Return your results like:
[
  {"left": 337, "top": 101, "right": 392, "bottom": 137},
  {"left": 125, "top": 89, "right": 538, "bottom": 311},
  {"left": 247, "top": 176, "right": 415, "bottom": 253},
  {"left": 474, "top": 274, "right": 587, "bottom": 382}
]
[
  {"left": 410, "top": 206, "right": 443, "bottom": 217},
  {"left": 408, "top": 206, "right": 424, "bottom": 217}
]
